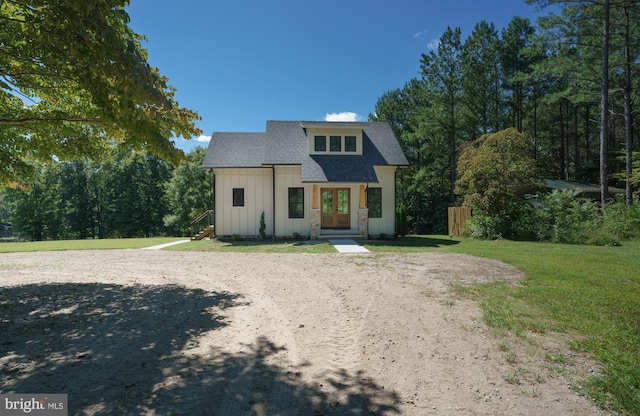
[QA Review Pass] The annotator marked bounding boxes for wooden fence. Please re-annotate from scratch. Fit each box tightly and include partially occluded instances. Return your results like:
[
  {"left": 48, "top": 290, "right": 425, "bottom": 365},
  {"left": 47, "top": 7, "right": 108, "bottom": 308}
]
[{"left": 448, "top": 207, "right": 472, "bottom": 237}]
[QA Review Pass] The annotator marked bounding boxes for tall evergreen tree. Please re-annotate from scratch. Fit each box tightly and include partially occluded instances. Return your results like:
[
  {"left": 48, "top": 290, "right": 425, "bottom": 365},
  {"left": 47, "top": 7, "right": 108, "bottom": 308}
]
[
  {"left": 461, "top": 21, "right": 503, "bottom": 137},
  {"left": 420, "top": 27, "right": 463, "bottom": 202}
]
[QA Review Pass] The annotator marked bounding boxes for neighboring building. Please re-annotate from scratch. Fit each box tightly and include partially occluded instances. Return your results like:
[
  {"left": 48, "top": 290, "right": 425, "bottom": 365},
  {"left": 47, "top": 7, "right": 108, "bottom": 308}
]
[{"left": 202, "top": 120, "right": 408, "bottom": 239}]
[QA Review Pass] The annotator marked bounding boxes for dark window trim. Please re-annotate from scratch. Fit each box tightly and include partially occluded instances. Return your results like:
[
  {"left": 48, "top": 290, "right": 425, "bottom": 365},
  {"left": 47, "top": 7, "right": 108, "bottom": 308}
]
[
  {"left": 232, "top": 188, "right": 245, "bottom": 207},
  {"left": 314, "top": 135, "right": 326, "bottom": 152},
  {"left": 367, "top": 187, "right": 382, "bottom": 218},
  {"left": 288, "top": 187, "right": 304, "bottom": 219},
  {"left": 345, "top": 135, "right": 357, "bottom": 152},
  {"left": 330, "top": 135, "right": 342, "bottom": 152}
]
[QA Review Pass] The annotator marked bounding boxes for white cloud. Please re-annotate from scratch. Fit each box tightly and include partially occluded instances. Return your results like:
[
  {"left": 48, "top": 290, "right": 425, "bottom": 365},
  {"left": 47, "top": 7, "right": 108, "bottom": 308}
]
[
  {"left": 428, "top": 38, "right": 440, "bottom": 50},
  {"left": 195, "top": 135, "right": 211, "bottom": 143},
  {"left": 413, "top": 30, "right": 427, "bottom": 38},
  {"left": 324, "top": 112, "right": 361, "bottom": 122}
]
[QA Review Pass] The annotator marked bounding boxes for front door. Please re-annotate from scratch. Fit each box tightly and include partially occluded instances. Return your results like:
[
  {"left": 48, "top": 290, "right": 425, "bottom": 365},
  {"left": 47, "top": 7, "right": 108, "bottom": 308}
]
[{"left": 321, "top": 188, "right": 350, "bottom": 229}]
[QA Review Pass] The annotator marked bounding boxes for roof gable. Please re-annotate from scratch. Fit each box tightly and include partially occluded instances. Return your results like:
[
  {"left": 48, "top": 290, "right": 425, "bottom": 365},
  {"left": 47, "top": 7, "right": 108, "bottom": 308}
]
[{"left": 202, "top": 121, "right": 408, "bottom": 181}]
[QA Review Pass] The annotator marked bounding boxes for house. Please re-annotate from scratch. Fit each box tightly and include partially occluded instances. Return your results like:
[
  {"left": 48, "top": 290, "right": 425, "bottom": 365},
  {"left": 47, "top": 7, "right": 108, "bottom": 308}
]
[{"left": 201, "top": 120, "right": 408, "bottom": 239}]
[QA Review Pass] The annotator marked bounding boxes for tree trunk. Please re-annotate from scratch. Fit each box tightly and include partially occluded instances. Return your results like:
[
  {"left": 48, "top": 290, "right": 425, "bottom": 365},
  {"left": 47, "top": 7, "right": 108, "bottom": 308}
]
[
  {"left": 600, "top": 0, "right": 610, "bottom": 206},
  {"left": 623, "top": 0, "right": 634, "bottom": 204}
]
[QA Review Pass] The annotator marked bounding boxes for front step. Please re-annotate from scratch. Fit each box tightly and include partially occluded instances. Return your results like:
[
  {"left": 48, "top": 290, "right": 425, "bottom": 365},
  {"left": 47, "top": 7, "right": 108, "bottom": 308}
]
[
  {"left": 192, "top": 225, "right": 215, "bottom": 241},
  {"left": 317, "top": 233, "right": 363, "bottom": 240}
]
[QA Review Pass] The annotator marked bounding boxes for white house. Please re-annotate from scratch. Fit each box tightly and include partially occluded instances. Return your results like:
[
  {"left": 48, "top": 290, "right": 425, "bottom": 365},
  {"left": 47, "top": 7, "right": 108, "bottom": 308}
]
[{"left": 201, "top": 120, "right": 408, "bottom": 239}]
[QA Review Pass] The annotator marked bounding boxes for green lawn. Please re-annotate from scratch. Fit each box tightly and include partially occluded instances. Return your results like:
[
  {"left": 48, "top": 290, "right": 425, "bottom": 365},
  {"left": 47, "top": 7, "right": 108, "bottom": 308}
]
[
  {"left": 0, "top": 237, "right": 186, "bottom": 252},
  {"left": 1, "top": 235, "right": 637, "bottom": 414},
  {"left": 169, "top": 238, "right": 337, "bottom": 253},
  {"left": 367, "top": 236, "right": 639, "bottom": 415}
]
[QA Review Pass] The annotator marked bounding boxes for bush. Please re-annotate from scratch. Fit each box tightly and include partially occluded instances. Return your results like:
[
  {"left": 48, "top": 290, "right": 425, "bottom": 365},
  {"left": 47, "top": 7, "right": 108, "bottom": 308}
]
[
  {"left": 467, "top": 190, "right": 640, "bottom": 245},
  {"left": 465, "top": 214, "right": 502, "bottom": 239},
  {"left": 396, "top": 203, "right": 409, "bottom": 237},
  {"left": 526, "top": 191, "right": 640, "bottom": 245},
  {"left": 598, "top": 198, "right": 640, "bottom": 242},
  {"left": 534, "top": 190, "right": 600, "bottom": 244},
  {"left": 465, "top": 196, "right": 533, "bottom": 240},
  {"left": 259, "top": 211, "right": 266, "bottom": 239}
]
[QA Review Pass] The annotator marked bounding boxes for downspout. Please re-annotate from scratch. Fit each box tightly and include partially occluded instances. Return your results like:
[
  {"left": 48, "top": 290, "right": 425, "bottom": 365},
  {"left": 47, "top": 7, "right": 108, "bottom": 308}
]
[{"left": 211, "top": 169, "right": 216, "bottom": 235}]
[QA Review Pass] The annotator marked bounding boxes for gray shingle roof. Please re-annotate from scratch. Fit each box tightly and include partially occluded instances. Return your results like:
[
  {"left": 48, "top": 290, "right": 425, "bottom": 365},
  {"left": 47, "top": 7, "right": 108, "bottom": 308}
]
[
  {"left": 202, "top": 120, "right": 408, "bottom": 182},
  {"left": 202, "top": 132, "right": 266, "bottom": 168}
]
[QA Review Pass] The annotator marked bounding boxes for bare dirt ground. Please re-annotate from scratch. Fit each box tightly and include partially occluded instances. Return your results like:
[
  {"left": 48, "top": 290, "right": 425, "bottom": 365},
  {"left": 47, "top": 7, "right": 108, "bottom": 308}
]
[{"left": 0, "top": 250, "right": 607, "bottom": 415}]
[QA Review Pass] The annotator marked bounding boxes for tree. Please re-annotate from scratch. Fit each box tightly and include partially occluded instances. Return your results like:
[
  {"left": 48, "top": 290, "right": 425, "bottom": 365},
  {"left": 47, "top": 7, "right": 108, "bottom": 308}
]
[
  {"left": 420, "top": 26, "right": 463, "bottom": 202},
  {"left": 455, "top": 128, "right": 538, "bottom": 237},
  {"left": 60, "top": 161, "right": 94, "bottom": 239},
  {"left": 163, "top": 147, "right": 213, "bottom": 235},
  {"left": 3, "top": 163, "right": 67, "bottom": 240},
  {"left": 0, "top": 0, "right": 201, "bottom": 183},
  {"left": 461, "top": 21, "right": 503, "bottom": 137},
  {"left": 600, "top": 0, "right": 611, "bottom": 206},
  {"left": 372, "top": 80, "right": 451, "bottom": 232},
  {"left": 111, "top": 151, "right": 171, "bottom": 238},
  {"left": 525, "top": 0, "right": 640, "bottom": 205},
  {"left": 501, "top": 17, "right": 537, "bottom": 133}
]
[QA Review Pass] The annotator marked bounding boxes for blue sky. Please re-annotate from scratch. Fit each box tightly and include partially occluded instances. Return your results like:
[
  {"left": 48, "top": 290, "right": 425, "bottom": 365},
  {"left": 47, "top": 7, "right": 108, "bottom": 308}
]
[{"left": 126, "top": 0, "right": 548, "bottom": 152}]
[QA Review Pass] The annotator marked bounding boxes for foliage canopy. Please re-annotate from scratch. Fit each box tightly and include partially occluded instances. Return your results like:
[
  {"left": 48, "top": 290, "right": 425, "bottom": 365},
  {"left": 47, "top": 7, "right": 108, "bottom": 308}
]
[
  {"left": 0, "top": 0, "right": 202, "bottom": 183},
  {"left": 455, "top": 128, "right": 537, "bottom": 216}
]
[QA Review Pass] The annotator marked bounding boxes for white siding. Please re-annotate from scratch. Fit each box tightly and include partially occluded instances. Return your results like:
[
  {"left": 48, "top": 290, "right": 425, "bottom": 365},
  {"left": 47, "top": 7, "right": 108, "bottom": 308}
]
[
  {"left": 213, "top": 165, "right": 399, "bottom": 238},
  {"left": 214, "top": 168, "right": 273, "bottom": 236},
  {"left": 367, "top": 166, "right": 398, "bottom": 237},
  {"left": 274, "top": 166, "right": 311, "bottom": 237}
]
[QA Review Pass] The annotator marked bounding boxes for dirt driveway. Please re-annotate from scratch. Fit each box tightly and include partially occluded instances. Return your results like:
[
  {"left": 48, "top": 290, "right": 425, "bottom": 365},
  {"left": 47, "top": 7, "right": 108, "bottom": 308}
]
[{"left": 0, "top": 250, "right": 605, "bottom": 415}]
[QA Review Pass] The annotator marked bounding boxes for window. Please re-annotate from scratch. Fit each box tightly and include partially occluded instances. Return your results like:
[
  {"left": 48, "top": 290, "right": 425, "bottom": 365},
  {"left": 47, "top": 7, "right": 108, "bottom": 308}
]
[
  {"left": 367, "top": 188, "right": 382, "bottom": 218},
  {"left": 314, "top": 135, "right": 326, "bottom": 151},
  {"left": 330, "top": 135, "right": 341, "bottom": 152},
  {"left": 232, "top": 188, "right": 244, "bottom": 207},
  {"left": 288, "top": 188, "right": 304, "bottom": 218},
  {"left": 345, "top": 136, "right": 357, "bottom": 152},
  {"left": 309, "top": 131, "right": 362, "bottom": 155}
]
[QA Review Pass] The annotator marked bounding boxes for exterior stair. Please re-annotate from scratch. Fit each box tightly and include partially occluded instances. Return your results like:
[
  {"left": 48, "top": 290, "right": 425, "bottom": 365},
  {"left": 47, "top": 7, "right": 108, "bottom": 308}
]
[{"left": 191, "top": 225, "right": 215, "bottom": 241}]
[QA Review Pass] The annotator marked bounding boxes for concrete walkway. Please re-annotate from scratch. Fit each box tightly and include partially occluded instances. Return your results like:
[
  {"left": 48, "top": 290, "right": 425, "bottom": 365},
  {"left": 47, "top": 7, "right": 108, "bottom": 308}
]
[
  {"left": 142, "top": 240, "right": 190, "bottom": 250},
  {"left": 329, "top": 239, "right": 370, "bottom": 253}
]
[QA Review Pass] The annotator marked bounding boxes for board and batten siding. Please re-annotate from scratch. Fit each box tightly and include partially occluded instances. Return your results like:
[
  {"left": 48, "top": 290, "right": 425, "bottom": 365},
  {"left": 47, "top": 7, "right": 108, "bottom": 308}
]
[
  {"left": 274, "top": 166, "right": 311, "bottom": 237},
  {"left": 214, "top": 168, "right": 273, "bottom": 236},
  {"left": 367, "top": 166, "right": 398, "bottom": 237}
]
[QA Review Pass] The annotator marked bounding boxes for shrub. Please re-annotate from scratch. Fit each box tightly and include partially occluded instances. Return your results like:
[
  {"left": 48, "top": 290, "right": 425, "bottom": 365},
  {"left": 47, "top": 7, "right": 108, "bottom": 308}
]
[
  {"left": 534, "top": 190, "right": 600, "bottom": 244},
  {"left": 599, "top": 198, "right": 640, "bottom": 241},
  {"left": 465, "top": 214, "right": 502, "bottom": 239},
  {"left": 396, "top": 203, "right": 409, "bottom": 237},
  {"left": 259, "top": 211, "right": 266, "bottom": 239}
]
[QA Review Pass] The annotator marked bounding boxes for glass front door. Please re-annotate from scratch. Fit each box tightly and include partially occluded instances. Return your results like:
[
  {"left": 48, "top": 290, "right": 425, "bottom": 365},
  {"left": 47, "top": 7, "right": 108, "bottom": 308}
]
[{"left": 321, "top": 188, "right": 350, "bottom": 229}]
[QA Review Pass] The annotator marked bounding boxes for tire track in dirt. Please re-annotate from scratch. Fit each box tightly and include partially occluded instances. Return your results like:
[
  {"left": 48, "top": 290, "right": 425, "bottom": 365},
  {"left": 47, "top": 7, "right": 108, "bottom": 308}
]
[{"left": 207, "top": 256, "right": 305, "bottom": 415}]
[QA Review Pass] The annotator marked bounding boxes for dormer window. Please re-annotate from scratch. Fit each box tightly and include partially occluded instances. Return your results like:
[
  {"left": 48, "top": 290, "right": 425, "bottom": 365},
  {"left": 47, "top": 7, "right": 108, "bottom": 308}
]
[
  {"left": 309, "top": 132, "right": 363, "bottom": 155},
  {"left": 345, "top": 136, "right": 357, "bottom": 152},
  {"left": 330, "top": 136, "right": 341, "bottom": 152},
  {"left": 314, "top": 135, "right": 326, "bottom": 151},
  {"left": 305, "top": 122, "right": 365, "bottom": 155}
]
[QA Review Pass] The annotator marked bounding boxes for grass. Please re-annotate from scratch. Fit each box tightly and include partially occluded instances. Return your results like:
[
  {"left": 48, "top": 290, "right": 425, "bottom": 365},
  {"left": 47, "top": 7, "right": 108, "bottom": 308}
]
[
  {"left": 430, "top": 237, "right": 640, "bottom": 415},
  {"left": 169, "top": 238, "right": 338, "bottom": 253},
  {"left": 1, "top": 234, "right": 638, "bottom": 414},
  {"left": 0, "top": 237, "right": 186, "bottom": 252}
]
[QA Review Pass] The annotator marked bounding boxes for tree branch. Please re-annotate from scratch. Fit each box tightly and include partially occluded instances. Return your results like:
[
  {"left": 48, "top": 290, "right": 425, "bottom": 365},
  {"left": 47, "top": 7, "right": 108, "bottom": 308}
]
[{"left": 0, "top": 117, "right": 104, "bottom": 126}]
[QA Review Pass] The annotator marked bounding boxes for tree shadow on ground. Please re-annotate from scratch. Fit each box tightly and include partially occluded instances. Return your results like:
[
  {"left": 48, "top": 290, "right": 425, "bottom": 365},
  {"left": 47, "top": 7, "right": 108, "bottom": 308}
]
[
  {"left": 365, "top": 235, "right": 461, "bottom": 249},
  {"left": 0, "top": 283, "right": 400, "bottom": 415}
]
